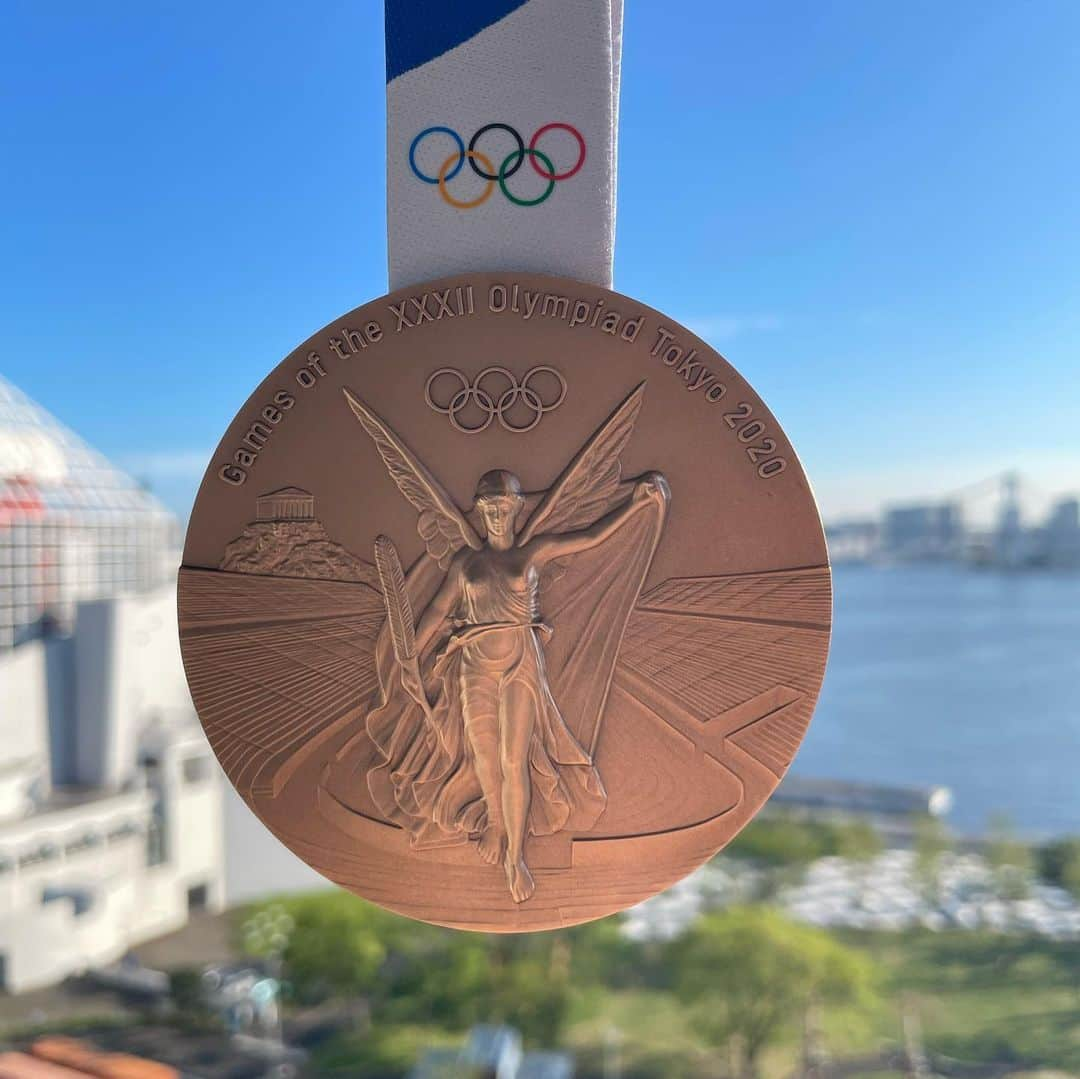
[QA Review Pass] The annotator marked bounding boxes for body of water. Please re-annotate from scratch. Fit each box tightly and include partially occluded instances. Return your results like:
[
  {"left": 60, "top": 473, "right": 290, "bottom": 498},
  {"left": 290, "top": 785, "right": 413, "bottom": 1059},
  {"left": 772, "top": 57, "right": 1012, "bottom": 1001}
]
[{"left": 795, "top": 564, "right": 1080, "bottom": 838}]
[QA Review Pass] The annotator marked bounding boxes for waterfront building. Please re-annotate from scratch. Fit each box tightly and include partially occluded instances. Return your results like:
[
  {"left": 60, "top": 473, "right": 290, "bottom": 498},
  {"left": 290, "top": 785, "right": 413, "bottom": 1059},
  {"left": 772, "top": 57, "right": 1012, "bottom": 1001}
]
[
  {"left": 882, "top": 501, "right": 965, "bottom": 561},
  {"left": 824, "top": 519, "right": 879, "bottom": 563},
  {"left": 992, "top": 472, "right": 1027, "bottom": 568},
  {"left": 0, "top": 377, "right": 223, "bottom": 993},
  {"left": 1042, "top": 497, "right": 1080, "bottom": 569}
]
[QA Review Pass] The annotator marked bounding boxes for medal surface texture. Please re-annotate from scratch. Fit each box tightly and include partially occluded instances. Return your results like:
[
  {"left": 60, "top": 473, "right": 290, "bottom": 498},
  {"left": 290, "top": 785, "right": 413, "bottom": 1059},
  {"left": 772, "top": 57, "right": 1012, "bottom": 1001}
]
[{"left": 180, "top": 271, "right": 830, "bottom": 931}]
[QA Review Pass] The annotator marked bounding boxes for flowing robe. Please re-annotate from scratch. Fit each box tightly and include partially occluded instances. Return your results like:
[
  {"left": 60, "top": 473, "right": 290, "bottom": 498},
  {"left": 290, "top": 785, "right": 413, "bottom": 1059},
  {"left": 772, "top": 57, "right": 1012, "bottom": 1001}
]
[{"left": 362, "top": 484, "right": 667, "bottom": 848}]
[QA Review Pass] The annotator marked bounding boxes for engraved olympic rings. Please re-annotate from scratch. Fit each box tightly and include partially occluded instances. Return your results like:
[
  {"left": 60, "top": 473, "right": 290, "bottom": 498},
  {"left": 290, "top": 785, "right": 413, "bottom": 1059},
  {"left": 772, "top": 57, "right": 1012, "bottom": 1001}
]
[
  {"left": 409, "top": 123, "right": 586, "bottom": 208},
  {"left": 425, "top": 367, "right": 567, "bottom": 434}
]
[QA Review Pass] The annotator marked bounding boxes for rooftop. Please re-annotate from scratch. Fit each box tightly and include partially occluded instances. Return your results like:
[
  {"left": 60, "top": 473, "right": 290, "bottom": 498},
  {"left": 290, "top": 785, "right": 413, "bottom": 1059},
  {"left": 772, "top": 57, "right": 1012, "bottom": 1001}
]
[{"left": 0, "top": 375, "right": 172, "bottom": 523}]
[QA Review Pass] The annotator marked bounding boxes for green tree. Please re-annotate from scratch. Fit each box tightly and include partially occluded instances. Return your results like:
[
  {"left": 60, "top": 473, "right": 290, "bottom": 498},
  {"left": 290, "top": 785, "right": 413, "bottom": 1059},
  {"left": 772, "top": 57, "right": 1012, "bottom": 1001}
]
[
  {"left": 724, "top": 814, "right": 835, "bottom": 867},
  {"left": 913, "top": 813, "right": 951, "bottom": 904},
  {"left": 986, "top": 814, "right": 1034, "bottom": 901},
  {"left": 1038, "top": 837, "right": 1080, "bottom": 897},
  {"left": 564, "top": 915, "right": 652, "bottom": 988},
  {"left": 387, "top": 929, "right": 577, "bottom": 1044},
  {"left": 239, "top": 892, "right": 587, "bottom": 1047},
  {"left": 241, "top": 892, "right": 396, "bottom": 1002},
  {"left": 834, "top": 818, "right": 883, "bottom": 905},
  {"left": 384, "top": 929, "right": 495, "bottom": 1030},
  {"left": 488, "top": 935, "right": 572, "bottom": 1047},
  {"left": 671, "top": 907, "right": 877, "bottom": 1079},
  {"left": 833, "top": 818, "right": 882, "bottom": 862}
]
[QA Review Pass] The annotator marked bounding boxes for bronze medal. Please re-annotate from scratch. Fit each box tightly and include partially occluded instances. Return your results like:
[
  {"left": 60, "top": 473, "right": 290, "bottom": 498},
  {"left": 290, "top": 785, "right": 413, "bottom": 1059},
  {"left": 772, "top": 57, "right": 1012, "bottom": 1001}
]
[{"left": 180, "top": 271, "right": 830, "bottom": 931}]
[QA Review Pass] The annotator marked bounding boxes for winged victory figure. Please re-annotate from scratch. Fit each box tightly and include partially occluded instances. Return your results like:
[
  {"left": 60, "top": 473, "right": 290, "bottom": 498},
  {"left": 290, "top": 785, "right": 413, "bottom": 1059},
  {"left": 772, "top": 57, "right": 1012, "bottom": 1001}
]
[{"left": 341, "top": 381, "right": 670, "bottom": 902}]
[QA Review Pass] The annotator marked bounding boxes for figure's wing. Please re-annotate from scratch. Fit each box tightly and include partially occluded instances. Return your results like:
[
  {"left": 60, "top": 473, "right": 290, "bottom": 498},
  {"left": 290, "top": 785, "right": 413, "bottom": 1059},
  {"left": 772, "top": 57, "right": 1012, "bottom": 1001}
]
[
  {"left": 343, "top": 388, "right": 481, "bottom": 568},
  {"left": 517, "top": 382, "right": 645, "bottom": 546}
]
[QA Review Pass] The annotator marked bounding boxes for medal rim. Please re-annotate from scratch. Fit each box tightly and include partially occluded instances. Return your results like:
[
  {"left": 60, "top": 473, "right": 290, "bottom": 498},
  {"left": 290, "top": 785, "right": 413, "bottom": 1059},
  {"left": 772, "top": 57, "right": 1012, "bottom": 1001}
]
[{"left": 180, "top": 269, "right": 832, "bottom": 931}]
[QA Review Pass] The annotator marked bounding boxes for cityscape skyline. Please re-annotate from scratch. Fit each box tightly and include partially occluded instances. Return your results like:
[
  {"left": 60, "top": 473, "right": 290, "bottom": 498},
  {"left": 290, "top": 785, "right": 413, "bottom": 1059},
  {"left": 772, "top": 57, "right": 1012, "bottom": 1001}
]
[
  {"left": 827, "top": 468, "right": 1080, "bottom": 529},
  {"left": 828, "top": 478, "right": 1080, "bottom": 569}
]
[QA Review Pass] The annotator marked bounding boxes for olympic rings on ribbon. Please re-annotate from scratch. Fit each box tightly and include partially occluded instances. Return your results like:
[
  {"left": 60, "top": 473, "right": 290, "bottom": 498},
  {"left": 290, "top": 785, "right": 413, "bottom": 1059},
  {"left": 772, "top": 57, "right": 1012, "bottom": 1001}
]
[
  {"left": 438, "top": 150, "right": 495, "bottom": 209},
  {"left": 529, "top": 122, "right": 587, "bottom": 180},
  {"left": 410, "top": 126, "right": 464, "bottom": 184},
  {"left": 425, "top": 367, "right": 568, "bottom": 434},
  {"left": 409, "top": 123, "right": 586, "bottom": 208},
  {"left": 468, "top": 123, "right": 525, "bottom": 180},
  {"left": 499, "top": 148, "right": 555, "bottom": 207}
]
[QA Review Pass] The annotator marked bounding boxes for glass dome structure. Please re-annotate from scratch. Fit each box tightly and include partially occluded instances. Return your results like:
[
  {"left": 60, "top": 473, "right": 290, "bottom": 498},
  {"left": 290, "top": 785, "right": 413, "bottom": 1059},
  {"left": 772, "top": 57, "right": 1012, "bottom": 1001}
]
[{"left": 0, "top": 375, "right": 178, "bottom": 648}]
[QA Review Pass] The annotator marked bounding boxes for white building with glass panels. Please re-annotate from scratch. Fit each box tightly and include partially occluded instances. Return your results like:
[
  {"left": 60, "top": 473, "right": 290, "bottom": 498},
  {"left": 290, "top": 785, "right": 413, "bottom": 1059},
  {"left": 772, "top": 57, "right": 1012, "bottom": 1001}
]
[
  {"left": 0, "top": 375, "right": 223, "bottom": 992},
  {"left": 0, "top": 375, "right": 178, "bottom": 649}
]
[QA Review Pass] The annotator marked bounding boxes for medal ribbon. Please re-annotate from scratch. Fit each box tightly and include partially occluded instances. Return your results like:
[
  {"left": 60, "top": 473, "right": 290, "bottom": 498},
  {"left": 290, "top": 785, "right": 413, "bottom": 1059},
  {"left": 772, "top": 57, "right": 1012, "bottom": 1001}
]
[{"left": 385, "top": 0, "right": 623, "bottom": 290}]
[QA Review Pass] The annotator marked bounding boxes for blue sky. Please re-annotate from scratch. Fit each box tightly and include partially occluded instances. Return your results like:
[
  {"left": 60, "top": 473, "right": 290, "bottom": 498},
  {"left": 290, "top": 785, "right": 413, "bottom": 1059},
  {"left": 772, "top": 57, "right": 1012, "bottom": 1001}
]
[{"left": 3, "top": 1, "right": 1078, "bottom": 524}]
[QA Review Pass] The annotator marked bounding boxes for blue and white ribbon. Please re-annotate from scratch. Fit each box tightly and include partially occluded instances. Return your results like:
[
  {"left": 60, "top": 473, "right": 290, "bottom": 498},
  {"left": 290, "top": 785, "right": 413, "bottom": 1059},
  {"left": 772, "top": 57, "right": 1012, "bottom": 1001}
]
[{"left": 386, "top": 0, "right": 623, "bottom": 290}]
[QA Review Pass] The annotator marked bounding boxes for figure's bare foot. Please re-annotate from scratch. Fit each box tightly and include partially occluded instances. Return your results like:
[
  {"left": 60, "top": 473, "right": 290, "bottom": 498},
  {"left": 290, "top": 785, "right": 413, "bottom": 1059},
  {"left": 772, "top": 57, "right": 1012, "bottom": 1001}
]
[
  {"left": 505, "top": 855, "right": 535, "bottom": 903},
  {"left": 476, "top": 825, "right": 505, "bottom": 866}
]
